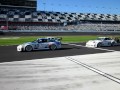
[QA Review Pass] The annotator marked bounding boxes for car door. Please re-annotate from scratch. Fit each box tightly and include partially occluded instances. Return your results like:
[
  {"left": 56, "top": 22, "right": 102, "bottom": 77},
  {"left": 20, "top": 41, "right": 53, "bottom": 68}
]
[
  {"left": 38, "top": 39, "right": 49, "bottom": 49},
  {"left": 103, "top": 38, "right": 111, "bottom": 46},
  {"left": 34, "top": 43, "right": 39, "bottom": 50}
]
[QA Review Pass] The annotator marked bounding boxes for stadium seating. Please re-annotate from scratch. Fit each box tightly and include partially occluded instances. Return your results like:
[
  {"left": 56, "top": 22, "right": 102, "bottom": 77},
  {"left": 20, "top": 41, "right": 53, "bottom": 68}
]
[
  {"left": 0, "top": 7, "right": 120, "bottom": 32},
  {"left": 1, "top": 8, "right": 120, "bottom": 23},
  {"left": 9, "top": 23, "right": 120, "bottom": 32}
]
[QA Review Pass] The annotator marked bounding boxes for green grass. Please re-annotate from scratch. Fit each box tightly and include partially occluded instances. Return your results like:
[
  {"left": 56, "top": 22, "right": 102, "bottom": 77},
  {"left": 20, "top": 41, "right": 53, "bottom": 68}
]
[
  {"left": 0, "top": 36, "right": 42, "bottom": 46},
  {"left": 62, "top": 36, "right": 98, "bottom": 43},
  {"left": 0, "top": 35, "right": 119, "bottom": 46}
]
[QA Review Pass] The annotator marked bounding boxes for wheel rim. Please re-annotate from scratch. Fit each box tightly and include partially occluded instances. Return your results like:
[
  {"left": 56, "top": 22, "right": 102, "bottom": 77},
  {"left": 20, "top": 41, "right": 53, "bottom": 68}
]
[
  {"left": 26, "top": 45, "right": 32, "bottom": 51},
  {"left": 97, "top": 43, "right": 102, "bottom": 47},
  {"left": 50, "top": 45, "right": 56, "bottom": 50},
  {"left": 111, "top": 42, "right": 115, "bottom": 46}
]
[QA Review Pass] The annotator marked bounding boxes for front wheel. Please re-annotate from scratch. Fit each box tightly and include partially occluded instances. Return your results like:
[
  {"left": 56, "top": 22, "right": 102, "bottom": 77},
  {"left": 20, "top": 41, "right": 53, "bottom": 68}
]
[
  {"left": 25, "top": 45, "right": 33, "bottom": 51},
  {"left": 49, "top": 44, "right": 57, "bottom": 50},
  {"left": 97, "top": 43, "right": 102, "bottom": 47}
]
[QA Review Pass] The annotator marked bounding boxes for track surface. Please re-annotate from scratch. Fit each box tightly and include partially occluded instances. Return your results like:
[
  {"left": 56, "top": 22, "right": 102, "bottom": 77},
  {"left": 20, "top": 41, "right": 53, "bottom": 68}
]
[
  {"left": 0, "top": 43, "right": 120, "bottom": 63},
  {"left": 0, "top": 46, "right": 120, "bottom": 90}
]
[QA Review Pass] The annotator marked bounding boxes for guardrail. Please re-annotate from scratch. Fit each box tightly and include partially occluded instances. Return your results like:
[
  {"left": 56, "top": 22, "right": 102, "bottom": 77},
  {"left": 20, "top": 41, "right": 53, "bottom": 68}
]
[{"left": 1, "top": 30, "right": 120, "bottom": 33}]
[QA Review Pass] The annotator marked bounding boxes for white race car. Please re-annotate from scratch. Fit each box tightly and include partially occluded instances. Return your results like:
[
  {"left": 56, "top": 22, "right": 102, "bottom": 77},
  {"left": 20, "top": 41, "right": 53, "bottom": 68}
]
[
  {"left": 86, "top": 37, "right": 116, "bottom": 47},
  {"left": 17, "top": 37, "right": 61, "bottom": 52}
]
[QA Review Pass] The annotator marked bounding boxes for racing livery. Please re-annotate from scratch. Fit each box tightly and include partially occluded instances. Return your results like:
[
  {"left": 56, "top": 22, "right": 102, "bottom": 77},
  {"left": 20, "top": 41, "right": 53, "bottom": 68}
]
[
  {"left": 17, "top": 37, "right": 61, "bottom": 52},
  {"left": 86, "top": 37, "right": 117, "bottom": 47}
]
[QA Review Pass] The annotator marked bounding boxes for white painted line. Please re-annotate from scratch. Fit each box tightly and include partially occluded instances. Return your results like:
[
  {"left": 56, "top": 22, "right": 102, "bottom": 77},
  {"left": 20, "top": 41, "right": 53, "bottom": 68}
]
[
  {"left": 1, "top": 51, "right": 120, "bottom": 90},
  {"left": 66, "top": 43, "right": 117, "bottom": 52},
  {"left": 66, "top": 57, "right": 120, "bottom": 84}
]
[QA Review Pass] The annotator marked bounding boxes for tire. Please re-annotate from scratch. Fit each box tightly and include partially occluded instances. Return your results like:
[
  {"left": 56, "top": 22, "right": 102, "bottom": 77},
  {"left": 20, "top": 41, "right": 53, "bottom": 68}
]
[
  {"left": 97, "top": 43, "right": 102, "bottom": 47},
  {"left": 49, "top": 44, "right": 57, "bottom": 50},
  {"left": 111, "top": 42, "right": 115, "bottom": 46},
  {"left": 25, "top": 45, "right": 33, "bottom": 51}
]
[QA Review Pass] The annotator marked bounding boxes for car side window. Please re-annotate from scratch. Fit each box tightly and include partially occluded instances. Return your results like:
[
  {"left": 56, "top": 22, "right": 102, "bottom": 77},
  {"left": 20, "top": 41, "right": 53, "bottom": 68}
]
[
  {"left": 104, "top": 38, "right": 109, "bottom": 40},
  {"left": 38, "top": 39, "right": 42, "bottom": 43},
  {"left": 50, "top": 39, "right": 55, "bottom": 42},
  {"left": 105, "top": 38, "right": 111, "bottom": 40},
  {"left": 104, "top": 38, "right": 107, "bottom": 40},
  {"left": 42, "top": 39, "right": 48, "bottom": 43},
  {"left": 37, "top": 39, "right": 48, "bottom": 43}
]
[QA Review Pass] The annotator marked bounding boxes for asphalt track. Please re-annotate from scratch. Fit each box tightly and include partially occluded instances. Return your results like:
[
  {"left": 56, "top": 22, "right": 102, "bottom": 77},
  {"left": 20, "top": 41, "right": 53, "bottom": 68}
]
[{"left": 0, "top": 43, "right": 120, "bottom": 63}]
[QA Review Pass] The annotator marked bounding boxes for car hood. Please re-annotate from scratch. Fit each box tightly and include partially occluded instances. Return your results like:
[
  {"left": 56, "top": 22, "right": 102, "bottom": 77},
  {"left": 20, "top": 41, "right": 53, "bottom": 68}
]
[
  {"left": 20, "top": 42, "right": 35, "bottom": 46},
  {"left": 87, "top": 40, "right": 101, "bottom": 43}
]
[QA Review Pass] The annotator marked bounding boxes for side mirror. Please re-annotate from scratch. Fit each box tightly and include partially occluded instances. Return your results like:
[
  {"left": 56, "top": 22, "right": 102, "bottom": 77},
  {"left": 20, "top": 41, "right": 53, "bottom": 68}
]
[{"left": 37, "top": 39, "right": 42, "bottom": 43}]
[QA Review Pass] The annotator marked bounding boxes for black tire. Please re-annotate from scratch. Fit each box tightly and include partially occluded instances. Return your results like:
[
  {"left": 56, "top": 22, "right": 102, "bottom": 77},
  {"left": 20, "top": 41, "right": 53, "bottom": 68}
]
[
  {"left": 25, "top": 45, "right": 33, "bottom": 51},
  {"left": 111, "top": 42, "right": 115, "bottom": 46},
  {"left": 97, "top": 43, "right": 102, "bottom": 47},
  {"left": 49, "top": 44, "right": 57, "bottom": 50}
]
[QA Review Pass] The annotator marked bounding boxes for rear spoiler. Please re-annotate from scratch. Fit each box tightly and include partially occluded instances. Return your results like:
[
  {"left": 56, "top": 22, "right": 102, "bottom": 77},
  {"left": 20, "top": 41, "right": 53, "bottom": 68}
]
[{"left": 56, "top": 37, "right": 62, "bottom": 41}]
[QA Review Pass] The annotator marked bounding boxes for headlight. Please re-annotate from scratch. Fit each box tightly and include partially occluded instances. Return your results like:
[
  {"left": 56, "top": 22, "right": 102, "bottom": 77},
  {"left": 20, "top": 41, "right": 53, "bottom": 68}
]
[
  {"left": 18, "top": 45, "right": 22, "bottom": 48},
  {"left": 17, "top": 45, "right": 23, "bottom": 51}
]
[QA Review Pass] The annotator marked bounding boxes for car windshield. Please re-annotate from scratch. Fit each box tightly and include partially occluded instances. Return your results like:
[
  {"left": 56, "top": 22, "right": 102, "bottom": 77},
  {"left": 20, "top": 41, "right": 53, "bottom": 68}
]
[
  {"left": 32, "top": 38, "right": 41, "bottom": 43},
  {"left": 32, "top": 40, "right": 38, "bottom": 43}
]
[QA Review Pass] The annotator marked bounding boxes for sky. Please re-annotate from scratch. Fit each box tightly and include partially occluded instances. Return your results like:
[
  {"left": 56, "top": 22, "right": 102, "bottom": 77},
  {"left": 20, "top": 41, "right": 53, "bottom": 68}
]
[{"left": 37, "top": 0, "right": 120, "bottom": 14}]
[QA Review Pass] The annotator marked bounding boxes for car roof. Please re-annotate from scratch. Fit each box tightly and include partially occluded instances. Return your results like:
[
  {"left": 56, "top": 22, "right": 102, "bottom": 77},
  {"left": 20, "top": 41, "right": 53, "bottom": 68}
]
[
  {"left": 46, "top": 37, "right": 55, "bottom": 38},
  {"left": 98, "top": 37, "right": 109, "bottom": 38},
  {"left": 37, "top": 38, "right": 47, "bottom": 40}
]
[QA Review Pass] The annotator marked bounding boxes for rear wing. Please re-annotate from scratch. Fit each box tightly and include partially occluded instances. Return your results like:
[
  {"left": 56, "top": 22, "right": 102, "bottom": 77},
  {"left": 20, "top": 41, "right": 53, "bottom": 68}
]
[{"left": 56, "top": 37, "right": 62, "bottom": 41}]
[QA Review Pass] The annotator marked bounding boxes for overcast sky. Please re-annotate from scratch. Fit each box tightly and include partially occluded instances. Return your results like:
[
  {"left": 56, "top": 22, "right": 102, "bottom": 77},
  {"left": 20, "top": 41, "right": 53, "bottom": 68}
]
[{"left": 37, "top": 0, "right": 120, "bottom": 14}]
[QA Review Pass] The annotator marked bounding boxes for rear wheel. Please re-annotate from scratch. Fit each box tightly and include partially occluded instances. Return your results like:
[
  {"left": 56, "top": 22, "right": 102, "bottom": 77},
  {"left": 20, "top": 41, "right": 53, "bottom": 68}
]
[
  {"left": 25, "top": 45, "right": 33, "bottom": 51},
  {"left": 111, "top": 42, "right": 115, "bottom": 46},
  {"left": 49, "top": 44, "right": 57, "bottom": 50}
]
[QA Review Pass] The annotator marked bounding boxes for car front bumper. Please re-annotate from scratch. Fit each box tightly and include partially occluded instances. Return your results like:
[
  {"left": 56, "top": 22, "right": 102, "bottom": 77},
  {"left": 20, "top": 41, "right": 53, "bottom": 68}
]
[
  {"left": 86, "top": 43, "right": 97, "bottom": 47},
  {"left": 17, "top": 45, "right": 23, "bottom": 51}
]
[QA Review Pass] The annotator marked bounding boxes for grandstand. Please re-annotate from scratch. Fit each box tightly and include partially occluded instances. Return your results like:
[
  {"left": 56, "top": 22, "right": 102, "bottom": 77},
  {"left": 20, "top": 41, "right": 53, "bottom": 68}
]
[{"left": 0, "top": 0, "right": 120, "bottom": 32}]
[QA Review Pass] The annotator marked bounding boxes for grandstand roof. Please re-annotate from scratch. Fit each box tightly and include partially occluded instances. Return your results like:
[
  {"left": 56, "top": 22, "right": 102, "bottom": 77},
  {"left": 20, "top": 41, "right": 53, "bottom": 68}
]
[{"left": 0, "top": 0, "right": 37, "bottom": 8}]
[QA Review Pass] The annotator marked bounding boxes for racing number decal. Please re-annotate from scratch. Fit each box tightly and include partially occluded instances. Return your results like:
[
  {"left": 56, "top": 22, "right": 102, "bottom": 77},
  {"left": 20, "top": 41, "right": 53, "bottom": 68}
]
[{"left": 34, "top": 44, "right": 39, "bottom": 49}]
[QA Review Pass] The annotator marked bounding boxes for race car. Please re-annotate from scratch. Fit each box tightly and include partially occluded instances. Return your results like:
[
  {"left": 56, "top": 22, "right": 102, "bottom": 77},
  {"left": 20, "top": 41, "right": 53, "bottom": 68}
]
[
  {"left": 85, "top": 37, "right": 117, "bottom": 47},
  {"left": 17, "top": 37, "right": 61, "bottom": 52}
]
